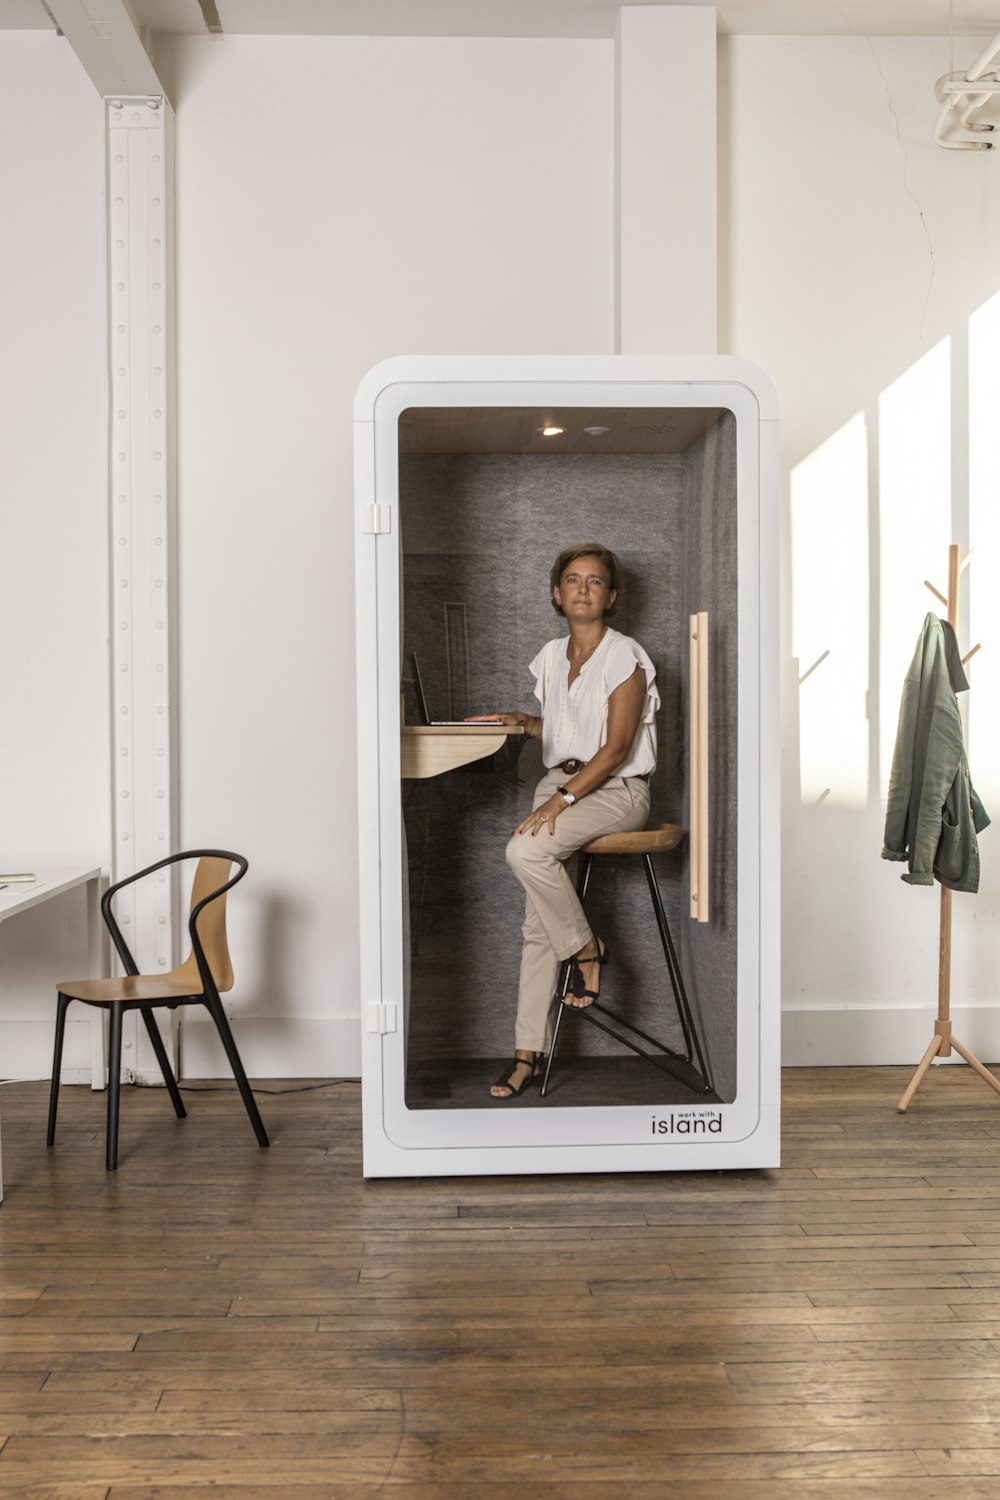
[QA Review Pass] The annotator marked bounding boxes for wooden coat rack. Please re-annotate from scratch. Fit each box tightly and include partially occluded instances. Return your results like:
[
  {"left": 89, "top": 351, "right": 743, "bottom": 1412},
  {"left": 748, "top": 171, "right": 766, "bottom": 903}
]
[{"left": 897, "top": 543, "right": 997, "bottom": 1112}]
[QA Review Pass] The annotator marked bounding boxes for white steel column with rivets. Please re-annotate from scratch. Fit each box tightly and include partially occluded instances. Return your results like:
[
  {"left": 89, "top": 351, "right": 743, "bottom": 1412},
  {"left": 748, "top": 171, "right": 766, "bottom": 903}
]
[{"left": 105, "top": 97, "right": 179, "bottom": 1085}]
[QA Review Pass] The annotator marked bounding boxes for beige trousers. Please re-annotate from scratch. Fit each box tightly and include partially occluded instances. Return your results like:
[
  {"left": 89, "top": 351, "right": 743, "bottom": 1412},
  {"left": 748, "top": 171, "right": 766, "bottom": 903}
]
[{"left": 504, "top": 768, "right": 651, "bottom": 1052}]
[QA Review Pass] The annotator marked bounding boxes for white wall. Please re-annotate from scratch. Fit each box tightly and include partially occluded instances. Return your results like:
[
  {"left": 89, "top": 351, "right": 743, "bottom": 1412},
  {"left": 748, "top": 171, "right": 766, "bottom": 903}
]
[
  {"left": 616, "top": 5, "right": 717, "bottom": 352},
  {"left": 0, "top": 34, "right": 109, "bottom": 1079},
  {"left": 721, "top": 34, "right": 1000, "bottom": 1061},
  {"left": 155, "top": 35, "right": 614, "bottom": 1075},
  {"left": 11, "top": 21, "right": 996, "bottom": 1083}
]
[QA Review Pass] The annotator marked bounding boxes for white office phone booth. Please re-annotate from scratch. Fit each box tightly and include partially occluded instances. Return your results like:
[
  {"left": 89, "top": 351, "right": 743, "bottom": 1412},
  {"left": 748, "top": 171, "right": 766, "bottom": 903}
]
[{"left": 354, "top": 356, "right": 779, "bottom": 1177}]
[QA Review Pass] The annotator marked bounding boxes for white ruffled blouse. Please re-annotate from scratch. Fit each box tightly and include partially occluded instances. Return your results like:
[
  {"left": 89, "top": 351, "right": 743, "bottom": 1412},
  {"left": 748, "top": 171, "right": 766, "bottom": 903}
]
[{"left": 529, "top": 628, "right": 659, "bottom": 778}]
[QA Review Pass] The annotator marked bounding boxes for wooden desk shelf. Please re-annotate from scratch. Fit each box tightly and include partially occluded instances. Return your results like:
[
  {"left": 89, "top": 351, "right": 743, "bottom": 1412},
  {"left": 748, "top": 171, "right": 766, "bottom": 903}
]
[{"left": 400, "top": 725, "right": 523, "bottom": 780}]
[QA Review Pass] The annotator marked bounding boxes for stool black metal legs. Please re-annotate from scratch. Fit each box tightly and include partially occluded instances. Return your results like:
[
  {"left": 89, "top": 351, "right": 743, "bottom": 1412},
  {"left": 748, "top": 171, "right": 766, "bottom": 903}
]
[
  {"left": 640, "top": 853, "right": 711, "bottom": 1087},
  {"left": 539, "top": 852, "right": 712, "bottom": 1099}
]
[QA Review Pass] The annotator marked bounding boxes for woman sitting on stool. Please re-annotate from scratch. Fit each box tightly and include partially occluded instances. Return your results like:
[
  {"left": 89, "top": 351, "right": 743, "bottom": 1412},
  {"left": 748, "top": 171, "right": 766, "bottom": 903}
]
[{"left": 468, "top": 542, "right": 659, "bottom": 1099}]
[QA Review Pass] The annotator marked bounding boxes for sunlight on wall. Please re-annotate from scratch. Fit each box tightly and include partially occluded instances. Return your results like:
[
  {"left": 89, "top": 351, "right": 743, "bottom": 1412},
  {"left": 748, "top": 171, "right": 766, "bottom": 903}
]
[
  {"left": 968, "top": 290, "right": 1000, "bottom": 803},
  {"left": 878, "top": 339, "right": 952, "bottom": 796},
  {"left": 791, "top": 413, "right": 869, "bottom": 807}
]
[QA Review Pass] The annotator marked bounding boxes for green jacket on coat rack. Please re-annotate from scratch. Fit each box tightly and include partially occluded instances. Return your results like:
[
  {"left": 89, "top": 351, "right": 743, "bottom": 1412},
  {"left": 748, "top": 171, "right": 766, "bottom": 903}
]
[{"left": 882, "top": 612, "right": 990, "bottom": 894}]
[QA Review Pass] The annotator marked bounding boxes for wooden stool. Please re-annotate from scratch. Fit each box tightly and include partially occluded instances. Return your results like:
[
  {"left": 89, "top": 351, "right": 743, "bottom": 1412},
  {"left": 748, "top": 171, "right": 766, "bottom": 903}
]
[{"left": 539, "top": 823, "right": 712, "bottom": 1099}]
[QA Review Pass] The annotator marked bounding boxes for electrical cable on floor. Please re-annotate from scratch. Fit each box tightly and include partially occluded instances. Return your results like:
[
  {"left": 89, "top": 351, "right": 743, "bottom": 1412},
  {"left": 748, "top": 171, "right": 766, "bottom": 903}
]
[
  {"left": 0, "top": 1077, "right": 357, "bottom": 1092},
  {"left": 174, "top": 1079, "right": 357, "bottom": 1094}
]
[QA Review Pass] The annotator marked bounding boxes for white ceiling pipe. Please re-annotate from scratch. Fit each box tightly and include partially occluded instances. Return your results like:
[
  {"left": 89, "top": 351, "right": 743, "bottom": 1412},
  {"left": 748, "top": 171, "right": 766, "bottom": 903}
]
[
  {"left": 933, "top": 86, "right": 987, "bottom": 148},
  {"left": 959, "top": 45, "right": 1000, "bottom": 131},
  {"left": 939, "top": 74, "right": 1000, "bottom": 133},
  {"left": 934, "top": 28, "right": 1000, "bottom": 150},
  {"left": 964, "top": 29, "right": 1000, "bottom": 82},
  {"left": 960, "top": 94, "right": 998, "bottom": 128},
  {"left": 933, "top": 93, "right": 986, "bottom": 149}
]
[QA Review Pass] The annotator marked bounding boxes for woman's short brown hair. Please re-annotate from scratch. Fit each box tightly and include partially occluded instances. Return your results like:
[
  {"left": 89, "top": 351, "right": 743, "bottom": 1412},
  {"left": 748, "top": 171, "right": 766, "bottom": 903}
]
[{"left": 550, "top": 543, "right": 623, "bottom": 618}]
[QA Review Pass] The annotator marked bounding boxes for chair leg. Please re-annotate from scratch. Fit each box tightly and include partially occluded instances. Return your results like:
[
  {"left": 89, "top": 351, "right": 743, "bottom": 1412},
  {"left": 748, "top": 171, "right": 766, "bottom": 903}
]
[
  {"left": 47, "top": 993, "right": 71, "bottom": 1146},
  {"left": 106, "top": 1006, "right": 124, "bottom": 1171},
  {"left": 138, "top": 1009, "right": 187, "bottom": 1119},
  {"left": 202, "top": 994, "right": 270, "bottom": 1147}
]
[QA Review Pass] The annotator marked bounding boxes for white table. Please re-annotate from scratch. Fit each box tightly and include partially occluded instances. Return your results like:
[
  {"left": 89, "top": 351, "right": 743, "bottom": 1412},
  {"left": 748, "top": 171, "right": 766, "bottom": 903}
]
[{"left": 0, "top": 867, "right": 103, "bottom": 1202}]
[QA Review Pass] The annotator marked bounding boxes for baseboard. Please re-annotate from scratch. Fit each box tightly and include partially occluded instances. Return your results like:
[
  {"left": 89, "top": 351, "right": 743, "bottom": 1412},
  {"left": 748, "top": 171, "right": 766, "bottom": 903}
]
[
  {"left": 12, "top": 1007, "right": 997, "bottom": 1084},
  {"left": 783, "top": 1004, "right": 1000, "bottom": 1066},
  {"left": 2, "top": 1014, "right": 363, "bottom": 1084},
  {"left": 0, "top": 1019, "right": 94, "bottom": 1083},
  {"left": 179, "top": 1015, "right": 362, "bottom": 1079}
]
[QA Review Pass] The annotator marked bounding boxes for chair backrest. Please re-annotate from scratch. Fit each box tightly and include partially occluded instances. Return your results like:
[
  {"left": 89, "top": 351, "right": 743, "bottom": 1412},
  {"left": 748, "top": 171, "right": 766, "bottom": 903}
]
[{"left": 174, "top": 855, "right": 237, "bottom": 993}]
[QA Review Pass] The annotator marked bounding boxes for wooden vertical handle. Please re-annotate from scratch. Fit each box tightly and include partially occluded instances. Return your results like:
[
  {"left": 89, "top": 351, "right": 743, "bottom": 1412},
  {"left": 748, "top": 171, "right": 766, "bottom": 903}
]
[
  {"left": 689, "top": 612, "right": 710, "bottom": 923},
  {"left": 697, "top": 612, "right": 710, "bottom": 921},
  {"left": 689, "top": 619, "right": 699, "bottom": 919}
]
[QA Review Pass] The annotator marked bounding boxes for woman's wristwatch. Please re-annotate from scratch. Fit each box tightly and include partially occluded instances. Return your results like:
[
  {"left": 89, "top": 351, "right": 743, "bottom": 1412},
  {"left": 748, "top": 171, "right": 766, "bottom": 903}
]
[{"left": 557, "top": 785, "right": 577, "bottom": 806}]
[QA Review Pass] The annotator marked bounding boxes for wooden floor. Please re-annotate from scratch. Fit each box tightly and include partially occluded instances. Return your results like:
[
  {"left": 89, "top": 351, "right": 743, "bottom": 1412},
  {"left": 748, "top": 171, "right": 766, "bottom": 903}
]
[{"left": 3, "top": 1067, "right": 1000, "bottom": 1497}]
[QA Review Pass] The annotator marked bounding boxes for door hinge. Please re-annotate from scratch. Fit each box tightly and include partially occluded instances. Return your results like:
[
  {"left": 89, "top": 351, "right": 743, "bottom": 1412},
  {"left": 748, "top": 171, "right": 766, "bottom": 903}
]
[
  {"left": 361, "top": 504, "right": 392, "bottom": 535},
  {"left": 367, "top": 1001, "right": 398, "bottom": 1035}
]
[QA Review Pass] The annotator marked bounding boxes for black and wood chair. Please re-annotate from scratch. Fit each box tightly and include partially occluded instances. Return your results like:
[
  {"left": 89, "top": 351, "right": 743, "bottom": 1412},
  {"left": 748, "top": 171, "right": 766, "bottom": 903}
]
[
  {"left": 539, "top": 823, "right": 712, "bottom": 1099},
  {"left": 48, "top": 850, "right": 269, "bottom": 1170}
]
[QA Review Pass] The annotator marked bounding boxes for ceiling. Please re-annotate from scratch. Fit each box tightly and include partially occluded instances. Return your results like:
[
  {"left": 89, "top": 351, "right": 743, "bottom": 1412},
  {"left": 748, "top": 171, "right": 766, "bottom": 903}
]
[
  {"left": 9, "top": 0, "right": 1000, "bottom": 38},
  {"left": 398, "top": 407, "right": 726, "bottom": 455}
]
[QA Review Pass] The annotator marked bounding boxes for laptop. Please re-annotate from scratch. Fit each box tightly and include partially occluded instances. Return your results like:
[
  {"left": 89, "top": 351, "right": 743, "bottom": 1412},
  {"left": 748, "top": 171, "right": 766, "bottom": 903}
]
[{"left": 410, "top": 653, "right": 500, "bottom": 726}]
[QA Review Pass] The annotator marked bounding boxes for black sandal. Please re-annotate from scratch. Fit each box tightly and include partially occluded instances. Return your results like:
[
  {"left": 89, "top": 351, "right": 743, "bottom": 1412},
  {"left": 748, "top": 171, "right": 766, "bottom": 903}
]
[
  {"left": 491, "top": 1055, "right": 538, "bottom": 1099},
  {"left": 566, "top": 939, "right": 609, "bottom": 1003}
]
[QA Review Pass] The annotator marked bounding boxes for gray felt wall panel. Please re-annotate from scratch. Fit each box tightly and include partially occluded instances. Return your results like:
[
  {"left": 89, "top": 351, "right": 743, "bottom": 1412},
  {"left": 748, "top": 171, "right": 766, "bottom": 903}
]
[{"left": 679, "top": 413, "right": 739, "bottom": 1101}]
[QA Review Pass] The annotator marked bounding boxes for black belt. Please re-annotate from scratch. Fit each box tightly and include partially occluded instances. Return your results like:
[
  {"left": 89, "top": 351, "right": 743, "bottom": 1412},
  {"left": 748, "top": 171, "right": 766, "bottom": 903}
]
[
  {"left": 550, "top": 760, "right": 650, "bottom": 783},
  {"left": 551, "top": 759, "right": 650, "bottom": 783}
]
